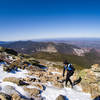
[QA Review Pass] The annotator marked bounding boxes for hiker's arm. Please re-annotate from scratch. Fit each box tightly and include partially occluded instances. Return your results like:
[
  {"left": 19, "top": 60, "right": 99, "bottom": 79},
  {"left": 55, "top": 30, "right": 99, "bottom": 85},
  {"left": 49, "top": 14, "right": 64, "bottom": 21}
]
[{"left": 63, "top": 66, "right": 66, "bottom": 77}]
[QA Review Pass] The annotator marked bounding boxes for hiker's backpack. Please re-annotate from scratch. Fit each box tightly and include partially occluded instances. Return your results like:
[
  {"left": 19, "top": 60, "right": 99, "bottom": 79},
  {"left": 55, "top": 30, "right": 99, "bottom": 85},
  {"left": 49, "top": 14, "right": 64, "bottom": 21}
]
[{"left": 64, "top": 64, "right": 75, "bottom": 72}]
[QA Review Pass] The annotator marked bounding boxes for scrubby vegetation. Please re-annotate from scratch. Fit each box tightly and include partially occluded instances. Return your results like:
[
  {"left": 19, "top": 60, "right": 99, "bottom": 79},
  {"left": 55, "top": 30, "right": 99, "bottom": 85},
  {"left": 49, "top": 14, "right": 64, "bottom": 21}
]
[
  {"left": 5, "top": 48, "right": 18, "bottom": 56},
  {"left": 32, "top": 52, "right": 98, "bottom": 69},
  {"left": 1, "top": 41, "right": 100, "bottom": 70}
]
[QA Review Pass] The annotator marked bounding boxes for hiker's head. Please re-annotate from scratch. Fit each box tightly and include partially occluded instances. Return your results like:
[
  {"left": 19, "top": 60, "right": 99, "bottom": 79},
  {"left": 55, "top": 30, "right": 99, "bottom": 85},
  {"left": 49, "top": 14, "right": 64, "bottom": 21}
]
[{"left": 63, "top": 60, "right": 69, "bottom": 65}]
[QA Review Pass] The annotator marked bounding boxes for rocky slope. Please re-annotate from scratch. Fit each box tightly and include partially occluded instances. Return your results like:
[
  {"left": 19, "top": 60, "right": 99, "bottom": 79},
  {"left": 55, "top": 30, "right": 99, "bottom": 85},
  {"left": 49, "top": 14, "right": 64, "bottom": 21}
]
[
  {"left": 0, "top": 47, "right": 99, "bottom": 100},
  {"left": 73, "top": 64, "right": 100, "bottom": 99}
]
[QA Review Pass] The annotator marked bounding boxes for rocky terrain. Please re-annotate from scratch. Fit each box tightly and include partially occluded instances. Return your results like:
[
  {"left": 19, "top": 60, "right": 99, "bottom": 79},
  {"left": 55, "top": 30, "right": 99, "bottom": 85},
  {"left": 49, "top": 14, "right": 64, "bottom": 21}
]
[{"left": 0, "top": 46, "right": 100, "bottom": 100}]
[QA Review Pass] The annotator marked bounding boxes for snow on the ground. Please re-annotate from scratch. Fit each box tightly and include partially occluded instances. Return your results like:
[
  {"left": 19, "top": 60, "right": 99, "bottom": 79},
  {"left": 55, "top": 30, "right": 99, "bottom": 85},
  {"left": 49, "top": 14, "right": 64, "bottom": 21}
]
[
  {"left": 41, "top": 85, "right": 92, "bottom": 100},
  {"left": 51, "top": 72, "right": 61, "bottom": 75},
  {"left": 0, "top": 63, "right": 35, "bottom": 98},
  {"left": 0, "top": 63, "right": 92, "bottom": 100},
  {"left": 0, "top": 63, "right": 37, "bottom": 82},
  {"left": 0, "top": 82, "right": 30, "bottom": 98}
]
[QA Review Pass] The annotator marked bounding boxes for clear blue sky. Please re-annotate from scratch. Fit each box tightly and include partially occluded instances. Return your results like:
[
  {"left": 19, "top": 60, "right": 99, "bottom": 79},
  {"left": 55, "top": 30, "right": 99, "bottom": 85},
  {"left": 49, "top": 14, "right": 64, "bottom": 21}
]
[{"left": 0, "top": 0, "right": 100, "bottom": 41}]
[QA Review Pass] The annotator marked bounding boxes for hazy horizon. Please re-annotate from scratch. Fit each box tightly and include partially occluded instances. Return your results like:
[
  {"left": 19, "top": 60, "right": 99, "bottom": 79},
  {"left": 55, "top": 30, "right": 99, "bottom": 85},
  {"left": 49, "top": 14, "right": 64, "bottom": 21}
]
[{"left": 1, "top": 37, "right": 100, "bottom": 42}]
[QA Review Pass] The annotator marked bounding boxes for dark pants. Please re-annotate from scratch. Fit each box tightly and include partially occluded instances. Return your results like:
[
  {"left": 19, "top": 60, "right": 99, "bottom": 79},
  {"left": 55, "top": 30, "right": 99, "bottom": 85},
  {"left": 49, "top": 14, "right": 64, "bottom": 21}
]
[{"left": 65, "top": 71, "right": 74, "bottom": 86}]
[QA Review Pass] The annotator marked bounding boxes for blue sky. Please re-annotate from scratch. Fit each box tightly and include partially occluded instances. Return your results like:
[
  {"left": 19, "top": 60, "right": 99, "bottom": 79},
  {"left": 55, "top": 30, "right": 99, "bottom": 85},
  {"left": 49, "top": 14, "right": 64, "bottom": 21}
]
[{"left": 0, "top": 0, "right": 100, "bottom": 41}]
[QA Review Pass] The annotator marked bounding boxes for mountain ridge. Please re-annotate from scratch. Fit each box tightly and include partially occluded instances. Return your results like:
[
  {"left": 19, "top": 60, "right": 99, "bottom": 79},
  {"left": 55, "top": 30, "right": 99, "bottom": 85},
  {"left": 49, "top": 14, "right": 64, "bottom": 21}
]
[{"left": 0, "top": 41, "right": 82, "bottom": 55}]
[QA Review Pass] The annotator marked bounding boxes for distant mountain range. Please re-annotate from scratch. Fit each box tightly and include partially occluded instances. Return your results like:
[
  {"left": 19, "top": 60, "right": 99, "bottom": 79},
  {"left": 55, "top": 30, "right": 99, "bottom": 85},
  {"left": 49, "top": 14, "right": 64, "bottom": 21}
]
[
  {"left": 0, "top": 40, "right": 100, "bottom": 67},
  {"left": 0, "top": 40, "right": 99, "bottom": 56},
  {"left": 0, "top": 41, "right": 81, "bottom": 55},
  {"left": 31, "top": 38, "right": 100, "bottom": 53},
  {"left": 1, "top": 38, "right": 100, "bottom": 49},
  {"left": 32, "top": 38, "right": 100, "bottom": 49}
]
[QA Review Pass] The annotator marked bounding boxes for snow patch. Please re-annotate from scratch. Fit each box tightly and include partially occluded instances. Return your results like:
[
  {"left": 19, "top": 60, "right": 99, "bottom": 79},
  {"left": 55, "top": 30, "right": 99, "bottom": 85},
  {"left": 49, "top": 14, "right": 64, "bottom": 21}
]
[
  {"left": 0, "top": 63, "right": 92, "bottom": 100},
  {"left": 73, "top": 48, "right": 89, "bottom": 56},
  {"left": 51, "top": 72, "right": 61, "bottom": 75},
  {"left": 0, "top": 64, "right": 37, "bottom": 82},
  {"left": 42, "top": 85, "right": 92, "bottom": 100},
  {"left": 0, "top": 82, "right": 30, "bottom": 98}
]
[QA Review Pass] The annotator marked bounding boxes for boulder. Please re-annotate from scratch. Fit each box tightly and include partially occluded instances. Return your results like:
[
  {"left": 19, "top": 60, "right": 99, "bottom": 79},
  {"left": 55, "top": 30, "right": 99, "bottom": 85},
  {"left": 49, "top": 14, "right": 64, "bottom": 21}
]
[
  {"left": 33, "top": 83, "right": 44, "bottom": 90},
  {"left": 54, "top": 82, "right": 64, "bottom": 88},
  {"left": 91, "top": 64, "right": 100, "bottom": 72},
  {"left": 11, "top": 93, "right": 20, "bottom": 100},
  {"left": 3, "top": 77, "right": 20, "bottom": 85},
  {"left": 0, "top": 92, "right": 12, "bottom": 100},
  {"left": 3, "top": 77, "right": 29, "bottom": 86},
  {"left": 24, "top": 88, "right": 41, "bottom": 97},
  {"left": 2, "top": 85, "right": 17, "bottom": 95},
  {"left": 24, "top": 77, "right": 37, "bottom": 82},
  {"left": 40, "top": 77, "right": 47, "bottom": 83},
  {"left": 49, "top": 72, "right": 53, "bottom": 75},
  {"left": 78, "top": 68, "right": 100, "bottom": 99},
  {"left": 56, "top": 95, "right": 68, "bottom": 100},
  {"left": 3, "top": 66, "right": 11, "bottom": 72},
  {"left": 90, "top": 85, "right": 100, "bottom": 99},
  {"left": 11, "top": 93, "right": 26, "bottom": 100},
  {"left": 30, "top": 78, "right": 37, "bottom": 82}
]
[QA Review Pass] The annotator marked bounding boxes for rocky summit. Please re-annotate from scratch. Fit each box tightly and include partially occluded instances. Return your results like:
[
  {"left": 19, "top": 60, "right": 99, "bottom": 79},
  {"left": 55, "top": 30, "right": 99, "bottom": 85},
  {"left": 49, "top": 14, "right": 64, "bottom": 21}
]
[{"left": 0, "top": 47, "right": 99, "bottom": 100}]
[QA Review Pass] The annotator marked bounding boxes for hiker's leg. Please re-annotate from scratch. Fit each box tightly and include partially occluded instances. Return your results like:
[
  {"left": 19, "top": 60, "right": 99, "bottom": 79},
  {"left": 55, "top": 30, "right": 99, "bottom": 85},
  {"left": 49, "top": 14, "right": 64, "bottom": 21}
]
[
  {"left": 65, "top": 75, "right": 69, "bottom": 85},
  {"left": 68, "top": 71, "right": 74, "bottom": 87},
  {"left": 73, "top": 80, "right": 77, "bottom": 85},
  {"left": 69, "top": 78, "right": 73, "bottom": 87},
  {"left": 73, "top": 77, "right": 82, "bottom": 86},
  {"left": 65, "top": 71, "right": 70, "bottom": 85}
]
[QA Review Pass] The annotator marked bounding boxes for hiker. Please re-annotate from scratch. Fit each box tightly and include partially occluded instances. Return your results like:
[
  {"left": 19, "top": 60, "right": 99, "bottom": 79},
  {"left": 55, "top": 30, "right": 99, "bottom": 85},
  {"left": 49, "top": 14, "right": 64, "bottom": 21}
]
[{"left": 63, "top": 60, "right": 75, "bottom": 88}]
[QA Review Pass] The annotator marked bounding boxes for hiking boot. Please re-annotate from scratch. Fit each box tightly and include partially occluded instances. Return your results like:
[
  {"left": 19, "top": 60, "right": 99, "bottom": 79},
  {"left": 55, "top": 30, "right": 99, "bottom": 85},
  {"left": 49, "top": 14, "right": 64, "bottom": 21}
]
[
  {"left": 71, "top": 84, "right": 73, "bottom": 88},
  {"left": 65, "top": 84, "right": 68, "bottom": 87},
  {"left": 72, "top": 83, "right": 75, "bottom": 86}
]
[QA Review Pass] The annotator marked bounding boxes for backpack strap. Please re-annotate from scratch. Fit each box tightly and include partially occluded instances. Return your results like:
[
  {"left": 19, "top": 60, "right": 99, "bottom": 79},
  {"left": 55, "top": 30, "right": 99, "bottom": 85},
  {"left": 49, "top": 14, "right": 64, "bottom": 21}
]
[
  {"left": 64, "top": 65, "right": 67, "bottom": 70},
  {"left": 67, "top": 64, "right": 72, "bottom": 71}
]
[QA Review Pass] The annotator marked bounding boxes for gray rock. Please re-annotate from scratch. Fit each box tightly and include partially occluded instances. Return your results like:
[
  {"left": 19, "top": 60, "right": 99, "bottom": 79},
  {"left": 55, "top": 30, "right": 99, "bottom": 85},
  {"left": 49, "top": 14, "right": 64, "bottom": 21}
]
[
  {"left": 2, "top": 85, "right": 17, "bottom": 95},
  {"left": 56, "top": 95, "right": 68, "bottom": 100},
  {"left": 0, "top": 92, "right": 12, "bottom": 100}
]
